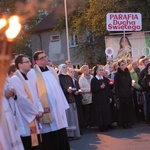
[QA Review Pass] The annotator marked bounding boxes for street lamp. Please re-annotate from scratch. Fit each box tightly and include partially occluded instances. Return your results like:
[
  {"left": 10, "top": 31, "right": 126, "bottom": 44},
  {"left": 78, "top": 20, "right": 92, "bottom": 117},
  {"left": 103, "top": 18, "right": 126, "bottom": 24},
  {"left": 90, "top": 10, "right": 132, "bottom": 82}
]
[
  {"left": 64, "top": 0, "right": 70, "bottom": 60},
  {"left": 0, "top": 15, "right": 21, "bottom": 102}
]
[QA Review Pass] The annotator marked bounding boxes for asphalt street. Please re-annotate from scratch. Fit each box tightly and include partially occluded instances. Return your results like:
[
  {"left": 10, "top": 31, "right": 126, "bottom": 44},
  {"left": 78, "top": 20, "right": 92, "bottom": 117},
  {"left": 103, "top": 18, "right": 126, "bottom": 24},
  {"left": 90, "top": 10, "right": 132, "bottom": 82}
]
[{"left": 70, "top": 122, "right": 150, "bottom": 150}]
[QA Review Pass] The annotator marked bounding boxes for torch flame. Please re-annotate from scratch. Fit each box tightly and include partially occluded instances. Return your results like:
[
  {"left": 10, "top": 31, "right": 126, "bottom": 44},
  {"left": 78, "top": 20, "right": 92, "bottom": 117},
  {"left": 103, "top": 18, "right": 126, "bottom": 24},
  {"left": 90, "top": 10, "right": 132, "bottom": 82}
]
[
  {"left": 0, "top": 18, "right": 7, "bottom": 29},
  {"left": 5, "top": 15, "right": 21, "bottom": 41}
]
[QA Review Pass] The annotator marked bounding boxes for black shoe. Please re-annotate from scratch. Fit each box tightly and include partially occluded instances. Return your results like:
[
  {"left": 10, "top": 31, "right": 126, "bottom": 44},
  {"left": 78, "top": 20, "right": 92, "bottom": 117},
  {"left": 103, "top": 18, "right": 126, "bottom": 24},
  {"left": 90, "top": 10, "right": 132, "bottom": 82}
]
[
  {"left": 98, "top": 126, "right": 104, "bottom": 132},
  {"left": 123, "top": 124, "right": 129, "bottom": 129},
  {"left": 127, "top": 124, "right": 132, "bottom": 128},
  {"left": 80, "top": 130, "right": 84, "bottom": 135}
]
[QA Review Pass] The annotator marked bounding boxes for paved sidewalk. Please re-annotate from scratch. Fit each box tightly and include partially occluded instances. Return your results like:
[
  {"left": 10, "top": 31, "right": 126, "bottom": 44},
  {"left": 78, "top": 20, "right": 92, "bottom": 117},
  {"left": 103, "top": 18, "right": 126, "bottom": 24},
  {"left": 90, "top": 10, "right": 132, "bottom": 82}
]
[{"left": 70, "top": 122, "right": 150, "bottom": 150}]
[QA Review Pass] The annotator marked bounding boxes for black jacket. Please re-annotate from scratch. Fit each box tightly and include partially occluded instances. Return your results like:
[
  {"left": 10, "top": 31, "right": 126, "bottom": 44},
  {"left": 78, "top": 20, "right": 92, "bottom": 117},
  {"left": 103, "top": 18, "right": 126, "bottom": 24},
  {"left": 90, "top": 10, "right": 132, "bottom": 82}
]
[
  {"left": 114, "top": 68, "right": 132, "bottom": 100},
  {"left": 141, "top": 74, "right": 150, "bottom": 93},
  {"left": 59, "top": 74, "right": 75, "bottom": 103}
]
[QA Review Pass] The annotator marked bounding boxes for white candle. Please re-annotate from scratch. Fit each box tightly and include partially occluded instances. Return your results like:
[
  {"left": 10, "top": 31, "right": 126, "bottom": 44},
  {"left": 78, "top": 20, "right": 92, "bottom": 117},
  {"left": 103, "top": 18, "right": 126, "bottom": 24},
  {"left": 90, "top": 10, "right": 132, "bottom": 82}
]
[
  {"left": 78, "top": 89, "right": 81, "bottom": 92},
  {"left": 69, "top": 86, "right": 72, "bottom": 90},
  {"left": 132, "top": 80, "right": 135, "bottom": 86}
]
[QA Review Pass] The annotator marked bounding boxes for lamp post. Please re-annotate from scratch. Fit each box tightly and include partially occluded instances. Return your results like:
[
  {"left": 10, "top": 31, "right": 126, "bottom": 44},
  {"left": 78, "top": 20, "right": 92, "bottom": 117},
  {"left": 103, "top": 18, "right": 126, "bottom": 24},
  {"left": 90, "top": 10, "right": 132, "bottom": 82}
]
[
  {"left": 0, "top": 15, "right": 21, "bottom": 102},
  {"left": 64, "top": 0, "right": 70, "bottom": 60}
]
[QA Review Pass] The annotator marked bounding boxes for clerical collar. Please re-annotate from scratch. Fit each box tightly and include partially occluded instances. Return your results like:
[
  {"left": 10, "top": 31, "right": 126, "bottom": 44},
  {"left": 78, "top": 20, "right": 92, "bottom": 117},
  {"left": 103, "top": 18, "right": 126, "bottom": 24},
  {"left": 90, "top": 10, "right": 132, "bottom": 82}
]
[
  {"left": 96, "top": 75, "right": 103, "bottom": 80},
  {"left": 20, "top": 72, "right": 28, "bottom": 80},
  {"left": 39, "top": 66, "right": 49, "bottom": 72}
]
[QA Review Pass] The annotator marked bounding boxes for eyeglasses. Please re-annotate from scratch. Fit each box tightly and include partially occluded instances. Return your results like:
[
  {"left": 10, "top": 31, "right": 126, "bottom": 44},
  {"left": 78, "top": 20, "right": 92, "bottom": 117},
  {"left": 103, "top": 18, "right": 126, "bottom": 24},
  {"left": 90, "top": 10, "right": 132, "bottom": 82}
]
[
  {"left": 22, "top": 61, "right": 31, "bottom": 64},
  {"left": 38, "top": 55, "right": 47, "bottom": 60},
  {"left": 98, "top": 69, "right": 104, "bottom": 71}
]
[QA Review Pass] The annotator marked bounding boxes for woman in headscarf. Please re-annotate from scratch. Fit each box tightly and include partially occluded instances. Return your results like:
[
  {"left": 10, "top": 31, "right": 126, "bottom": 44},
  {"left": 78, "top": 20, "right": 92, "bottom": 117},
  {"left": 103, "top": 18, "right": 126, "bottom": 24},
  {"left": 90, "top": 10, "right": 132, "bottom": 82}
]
[
  {"left": 67, "top": 68, "right": 84, "bottom": 134},
  {"left": 91, "top": 65, "right": 112, "bottom": 132},
  {"left": 58, "top": 64, "right": 80, "bottom": 139}
]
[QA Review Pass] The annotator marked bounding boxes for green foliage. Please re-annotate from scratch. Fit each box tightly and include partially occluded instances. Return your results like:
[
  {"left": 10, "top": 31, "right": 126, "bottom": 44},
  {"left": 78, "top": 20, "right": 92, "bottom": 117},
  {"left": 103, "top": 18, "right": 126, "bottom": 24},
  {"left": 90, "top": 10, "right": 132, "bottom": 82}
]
[
  {"left": 66, "top": 0, "right": 150, "bottom": 66},
  {"left": 1, "top": 0, "right": 150, "bottom": 66}
]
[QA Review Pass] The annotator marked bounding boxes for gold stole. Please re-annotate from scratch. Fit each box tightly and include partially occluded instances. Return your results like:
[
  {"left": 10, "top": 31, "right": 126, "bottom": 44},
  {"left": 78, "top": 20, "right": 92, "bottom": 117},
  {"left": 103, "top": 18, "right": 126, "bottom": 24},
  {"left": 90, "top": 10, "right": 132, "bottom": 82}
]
[
  {"left": 15, "top": 71, "right": 39, "bottom": 147},
  {"left": 48, "top": 66, "right": 59, "bottom": 82},
  {"left": 34, "top": 65, "right": 52, "bottom": 124}
]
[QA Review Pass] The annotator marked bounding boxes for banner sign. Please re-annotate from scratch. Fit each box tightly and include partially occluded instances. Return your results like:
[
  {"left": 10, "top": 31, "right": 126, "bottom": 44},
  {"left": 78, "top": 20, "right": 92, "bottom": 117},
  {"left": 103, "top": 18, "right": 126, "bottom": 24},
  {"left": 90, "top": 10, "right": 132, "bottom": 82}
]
[
  {"left": 105, "top": 34, "right": 150, "bottom": 61},
  {"left": 106, "top": 13, "right": 142, "bottom": 31}
]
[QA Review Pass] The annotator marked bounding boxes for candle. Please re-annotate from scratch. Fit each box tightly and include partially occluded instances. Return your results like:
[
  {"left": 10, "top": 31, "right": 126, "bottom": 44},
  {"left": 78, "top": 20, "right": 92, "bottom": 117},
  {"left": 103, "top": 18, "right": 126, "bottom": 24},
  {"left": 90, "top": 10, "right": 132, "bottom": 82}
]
[
  {"left": 78, "top": 89, "right": 81, "bottom": 92},
  {"left": 132, "top": 80, "right": 135, "bottom": 86},
  {"left": 68, "top": 86, "right": 72, "bottom": 90},
  {"left": 109, "top": 79, "right": 113, "bottom": 85}
]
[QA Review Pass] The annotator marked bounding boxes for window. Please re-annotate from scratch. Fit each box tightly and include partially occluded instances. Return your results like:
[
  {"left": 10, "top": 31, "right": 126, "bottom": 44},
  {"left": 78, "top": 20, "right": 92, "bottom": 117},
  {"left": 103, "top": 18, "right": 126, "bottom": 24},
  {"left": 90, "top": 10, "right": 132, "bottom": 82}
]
[
  {"left": 86, "top": 30, "right": 95, "bottom": 44},
  {"left": 50, "top": 35, "right": 60, "bottom": 42},
  {"left": 69, "top": 34, "right": 78, "bottom": 47}
]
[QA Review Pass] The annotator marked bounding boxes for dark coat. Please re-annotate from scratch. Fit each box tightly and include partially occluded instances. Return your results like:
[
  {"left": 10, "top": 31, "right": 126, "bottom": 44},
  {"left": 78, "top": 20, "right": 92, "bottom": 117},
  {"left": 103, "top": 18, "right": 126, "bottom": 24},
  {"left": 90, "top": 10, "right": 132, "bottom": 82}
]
[
  {"left": 138, "top": 67, "right": 147, "bottom": 86},
  {"left": 114, "top": 68, "right": 132, "bottom": 102},
  {"left": 141, "top": 74, "right": 150, "bottom": 93},
  {"left": 114, "top": 68, "right": 134, "bottom": 124},
  {"left": 91, "top": 77, "right": 112, "bottom": 104},
  {"left": 91, "top": 76, "right": 112, "bottom": 125},
  {"left": 59, "top": 74, "right": 75, "bottom": 103},
  {"left": 141, "top": 74, "right": 150, "bottom": 121},
  {"left": 73, "top": 79, "right": 84, "bottom": 127}
]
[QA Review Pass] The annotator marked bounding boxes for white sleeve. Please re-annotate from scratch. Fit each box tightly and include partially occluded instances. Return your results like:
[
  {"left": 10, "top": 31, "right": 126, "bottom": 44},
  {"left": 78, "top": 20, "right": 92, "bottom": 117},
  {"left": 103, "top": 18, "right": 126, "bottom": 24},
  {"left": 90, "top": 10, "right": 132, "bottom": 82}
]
[{"left": 10, "top": 76, "right": 38, "bottom": 123}]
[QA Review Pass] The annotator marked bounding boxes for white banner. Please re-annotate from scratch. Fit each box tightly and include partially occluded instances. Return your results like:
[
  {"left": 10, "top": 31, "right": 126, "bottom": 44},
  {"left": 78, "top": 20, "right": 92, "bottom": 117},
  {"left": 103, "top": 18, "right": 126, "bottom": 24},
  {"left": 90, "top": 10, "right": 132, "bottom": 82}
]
[
  {"left": 106, "top": 13, "right": 142, "bottom": 31},
  {"left": 105, "top": 34, "right": 150, "bottom": 61}
]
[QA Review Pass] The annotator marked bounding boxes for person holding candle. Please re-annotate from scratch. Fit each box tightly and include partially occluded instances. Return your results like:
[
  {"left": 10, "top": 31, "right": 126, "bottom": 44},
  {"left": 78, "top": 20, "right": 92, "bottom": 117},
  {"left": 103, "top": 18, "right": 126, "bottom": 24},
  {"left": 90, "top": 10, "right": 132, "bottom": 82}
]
[
  {"left": 130, "top": 61, "right": 144, "bottom": 122},
  {"left": 67, "top": 68, "right": 84, "bottom": 134},
  {"left": 91, "top": 65, "right": 112, "bottom": 132},
  {"left": 58, "top": 64, "right": 80, "bottom": 139},
  {"left": 114, "top": 59, "right": 134, "bottom": 129}
]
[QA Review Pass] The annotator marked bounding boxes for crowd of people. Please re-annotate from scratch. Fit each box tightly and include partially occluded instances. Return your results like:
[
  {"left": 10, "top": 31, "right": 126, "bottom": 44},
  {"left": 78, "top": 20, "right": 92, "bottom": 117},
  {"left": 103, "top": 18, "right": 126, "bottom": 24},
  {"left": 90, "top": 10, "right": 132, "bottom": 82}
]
[{"left": 1, "top": 49, "right": 150, "bottom": 150}]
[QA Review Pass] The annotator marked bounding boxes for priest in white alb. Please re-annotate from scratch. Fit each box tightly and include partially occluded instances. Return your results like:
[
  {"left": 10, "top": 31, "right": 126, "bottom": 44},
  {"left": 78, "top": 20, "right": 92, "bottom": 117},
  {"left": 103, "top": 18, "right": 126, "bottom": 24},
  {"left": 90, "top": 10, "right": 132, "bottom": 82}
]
[
  {"left": 9, "top": 54, "right": 44, "bottom": 150},
  {"left": 27, "top": 50, "right": 70, "bottom": 150}
]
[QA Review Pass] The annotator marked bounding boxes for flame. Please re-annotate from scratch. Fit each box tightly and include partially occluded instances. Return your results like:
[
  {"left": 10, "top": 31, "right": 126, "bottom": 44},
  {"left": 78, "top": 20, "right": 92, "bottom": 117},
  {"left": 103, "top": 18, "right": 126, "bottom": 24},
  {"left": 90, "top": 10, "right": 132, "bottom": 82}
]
[
  {"left": 5, "top": 15, "right": 21, "bottom": 41},
  {"left": 0, "top": 18, "right": 7, "bottom": 29}
]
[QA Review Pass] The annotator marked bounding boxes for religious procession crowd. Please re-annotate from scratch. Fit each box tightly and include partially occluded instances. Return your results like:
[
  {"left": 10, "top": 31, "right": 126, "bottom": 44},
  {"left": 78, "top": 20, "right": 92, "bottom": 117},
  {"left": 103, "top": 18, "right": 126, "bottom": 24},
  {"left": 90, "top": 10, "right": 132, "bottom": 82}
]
[{"left": 1, "top": 50, "right": 150, "bottom": 150}]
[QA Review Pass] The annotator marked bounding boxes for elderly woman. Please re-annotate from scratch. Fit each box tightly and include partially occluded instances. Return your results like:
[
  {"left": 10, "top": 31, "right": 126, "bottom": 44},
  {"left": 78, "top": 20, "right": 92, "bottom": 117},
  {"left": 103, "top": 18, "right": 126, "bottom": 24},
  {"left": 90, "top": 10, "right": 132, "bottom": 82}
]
[
  {"left": 58, "top": 64, "right": 80, "bottom": 139},
  {"left": 67, "top": 68, "right": 84, "bottom": 133},
  {"left": 91, "top": 65, "right": 112, "bottom": 132}
]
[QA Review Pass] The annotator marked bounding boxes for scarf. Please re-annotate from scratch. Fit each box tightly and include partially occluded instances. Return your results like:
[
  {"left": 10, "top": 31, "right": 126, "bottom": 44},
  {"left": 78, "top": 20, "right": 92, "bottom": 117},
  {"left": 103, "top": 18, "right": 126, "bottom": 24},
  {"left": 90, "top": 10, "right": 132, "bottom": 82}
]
[
  {"left": 15, "top": 71, "right": 39, "bottom": 147},
  {"left": 34, "top": 65, "right": 52, "bottom": 124}
]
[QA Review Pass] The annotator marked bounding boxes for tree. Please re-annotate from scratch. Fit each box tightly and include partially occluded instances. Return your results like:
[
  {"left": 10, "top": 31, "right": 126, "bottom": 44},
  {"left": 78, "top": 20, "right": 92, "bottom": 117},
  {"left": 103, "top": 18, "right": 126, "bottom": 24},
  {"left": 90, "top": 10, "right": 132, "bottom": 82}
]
[{"left": 67, "top": 0, "right": 150, "bottom": 66}]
